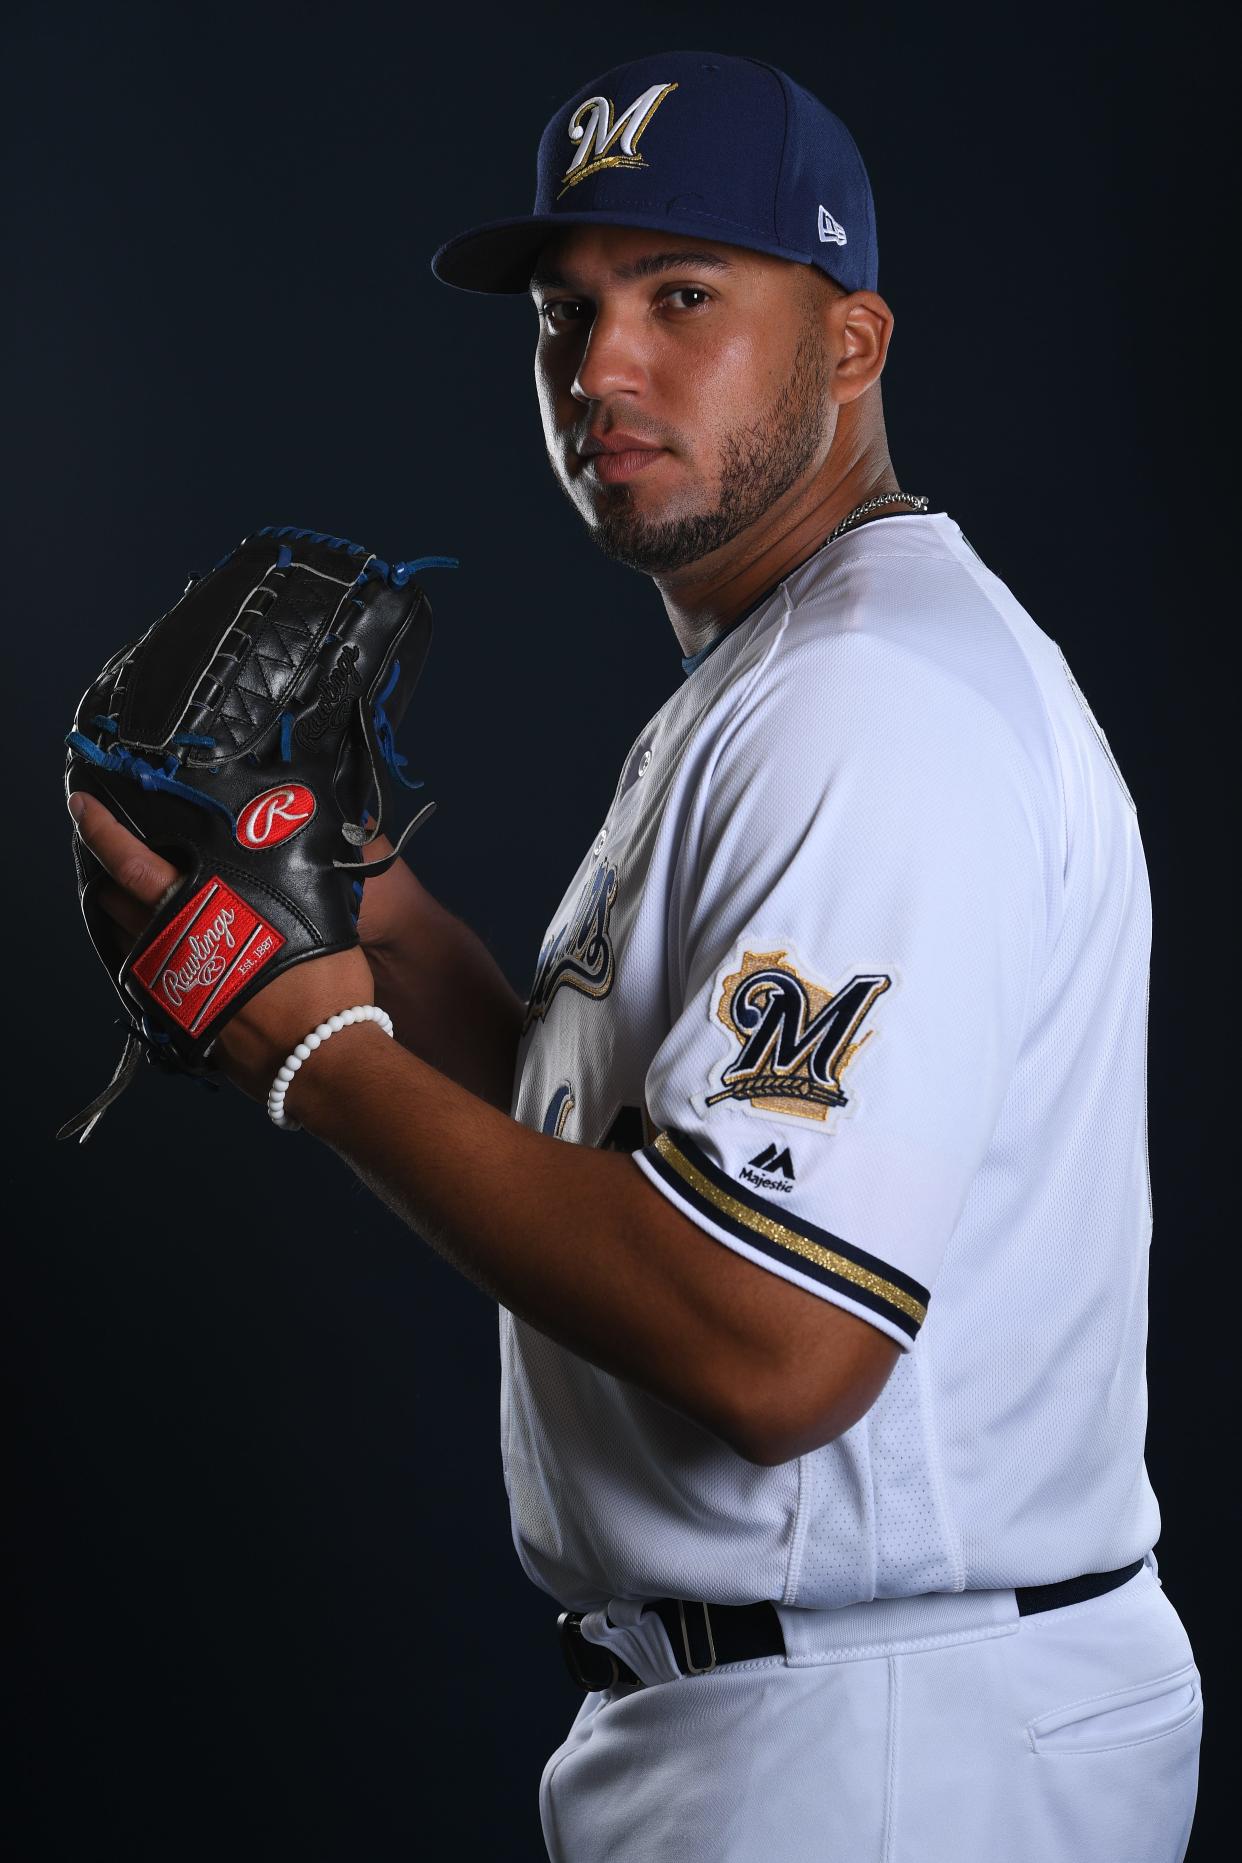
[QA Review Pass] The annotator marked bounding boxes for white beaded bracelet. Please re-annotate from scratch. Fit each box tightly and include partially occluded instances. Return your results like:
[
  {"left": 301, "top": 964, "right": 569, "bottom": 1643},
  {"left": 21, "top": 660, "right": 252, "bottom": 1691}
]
[{"left": 266, "top": 1003, "right": 394, "bottom": 1131}]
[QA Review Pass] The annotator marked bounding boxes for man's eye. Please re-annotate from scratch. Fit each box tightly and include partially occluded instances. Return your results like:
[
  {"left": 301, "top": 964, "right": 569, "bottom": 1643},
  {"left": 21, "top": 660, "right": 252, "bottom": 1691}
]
[
  {"left": 662, "top": 287, "right": 711, "bottom": 311},
  {"left": 539, "top": 286, "right": 712, "bottom": 329},
  {"left": 541, "top": 299, "right": 588, "bottom": 328}
]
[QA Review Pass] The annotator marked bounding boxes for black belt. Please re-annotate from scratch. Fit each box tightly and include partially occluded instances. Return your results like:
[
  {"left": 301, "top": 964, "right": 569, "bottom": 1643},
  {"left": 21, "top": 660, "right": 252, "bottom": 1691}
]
[{"left": 557, "top": 1559, "right": 1145, "bottom": 1692}]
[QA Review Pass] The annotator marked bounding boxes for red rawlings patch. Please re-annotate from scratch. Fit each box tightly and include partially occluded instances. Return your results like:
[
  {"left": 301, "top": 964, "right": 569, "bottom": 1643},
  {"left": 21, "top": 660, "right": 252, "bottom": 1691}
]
[
  {"left": 131, "top": 877, "right": 285, "bottom": 1036},
  {"left": 236, "top": 783, "right": 316, "bottom": 849}
]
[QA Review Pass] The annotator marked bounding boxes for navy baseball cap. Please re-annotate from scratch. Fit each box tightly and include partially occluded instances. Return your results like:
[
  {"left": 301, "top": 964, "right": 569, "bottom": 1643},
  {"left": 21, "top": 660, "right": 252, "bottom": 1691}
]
[{"left": 430, "top": 50, "right": 877, "bottom": 296}]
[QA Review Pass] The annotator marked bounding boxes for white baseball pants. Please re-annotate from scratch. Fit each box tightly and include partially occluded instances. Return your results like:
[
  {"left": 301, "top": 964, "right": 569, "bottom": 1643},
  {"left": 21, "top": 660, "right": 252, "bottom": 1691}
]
[{"left": 538, "top": 1551, "right": 1201, "bottom": 1862}]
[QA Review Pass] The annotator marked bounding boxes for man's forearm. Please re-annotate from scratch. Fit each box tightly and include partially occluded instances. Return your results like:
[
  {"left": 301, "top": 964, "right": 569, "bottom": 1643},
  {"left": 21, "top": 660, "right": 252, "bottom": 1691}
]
[
  {"left": 367, "top": 872, "right": 525, "bottom": 1112},
  {"left": 281, "top": 1025, "right": 788, "bottom": 1458}
]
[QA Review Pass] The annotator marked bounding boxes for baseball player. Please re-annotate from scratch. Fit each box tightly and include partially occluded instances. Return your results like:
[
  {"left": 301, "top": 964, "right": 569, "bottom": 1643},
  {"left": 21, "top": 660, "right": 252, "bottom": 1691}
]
[{"left": 70, "top": 49, "right": 1201, "bottom": 1863}]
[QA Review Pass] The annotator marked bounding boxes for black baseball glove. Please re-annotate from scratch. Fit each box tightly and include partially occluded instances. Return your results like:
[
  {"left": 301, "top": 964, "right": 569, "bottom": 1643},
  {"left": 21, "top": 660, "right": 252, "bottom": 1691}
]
[{"left": 60, "top": 524, "right": 456, "bottom": 1141}]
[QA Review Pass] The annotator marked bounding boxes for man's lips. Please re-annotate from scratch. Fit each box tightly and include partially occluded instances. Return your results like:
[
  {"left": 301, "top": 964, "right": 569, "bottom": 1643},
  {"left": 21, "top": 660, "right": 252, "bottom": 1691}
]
[
  {"left": 587, "top": 447, "right": 668, "bottom": 484},
  {"left": 577, "top": 433, "right": 668, "bottom": 483}
]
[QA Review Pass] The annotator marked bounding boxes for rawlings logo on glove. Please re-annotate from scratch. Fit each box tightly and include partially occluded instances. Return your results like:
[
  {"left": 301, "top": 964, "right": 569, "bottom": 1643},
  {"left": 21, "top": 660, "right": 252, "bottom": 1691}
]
[
  {"left": 236, "top": 785, "right": 317, "bottom": 848},
  {"left": 130, "top": 878, "right": 283, "bottom": 1029}
]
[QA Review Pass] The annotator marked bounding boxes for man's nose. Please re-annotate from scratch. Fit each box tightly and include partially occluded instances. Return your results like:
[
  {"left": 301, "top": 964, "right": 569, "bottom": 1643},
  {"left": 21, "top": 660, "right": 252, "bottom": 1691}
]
[{"left": 571, "top": 310, "right": 649, "bottom": 404}]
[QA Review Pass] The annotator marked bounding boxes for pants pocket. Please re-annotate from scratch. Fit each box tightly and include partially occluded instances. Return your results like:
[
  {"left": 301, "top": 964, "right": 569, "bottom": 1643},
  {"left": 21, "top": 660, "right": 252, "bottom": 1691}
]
[{"left": 1027, "top": 1663, "right": 1202, "bottom": 1755}]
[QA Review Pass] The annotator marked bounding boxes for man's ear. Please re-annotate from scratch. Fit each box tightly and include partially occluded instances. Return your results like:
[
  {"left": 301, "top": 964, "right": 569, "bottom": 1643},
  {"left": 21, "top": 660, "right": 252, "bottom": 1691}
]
[{"left": 829, "top": 290, "right": 894, "bottom": 404}]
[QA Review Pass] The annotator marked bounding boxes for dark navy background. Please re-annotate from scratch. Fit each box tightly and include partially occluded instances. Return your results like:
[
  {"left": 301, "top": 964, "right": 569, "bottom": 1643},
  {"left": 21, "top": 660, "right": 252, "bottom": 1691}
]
[{"left": 9, "top": 3, "right": 1225, "bottom": 1857}]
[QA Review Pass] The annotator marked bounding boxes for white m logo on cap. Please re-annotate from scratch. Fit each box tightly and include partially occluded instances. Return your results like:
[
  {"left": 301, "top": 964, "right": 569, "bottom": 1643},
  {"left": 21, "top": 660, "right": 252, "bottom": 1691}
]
[
  {"left": 818, "top": 205, "right": 847, "bottom": 247},
  {"left": 561, "top": 83, "right": 678, "bottom": 197}
]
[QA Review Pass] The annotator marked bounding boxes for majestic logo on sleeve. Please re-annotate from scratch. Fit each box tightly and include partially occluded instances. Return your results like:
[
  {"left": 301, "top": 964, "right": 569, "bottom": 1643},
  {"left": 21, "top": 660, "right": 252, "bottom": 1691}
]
[
  {"left": 559, "top": 82, "right": 678, "bottom": 196},
  {"left": 707, "top": 948, "right": 890, "bottom": 1123},
  {"left": 743, "top": 1142, "right": 797, "bottom": 1193},
  {"left": 523, "top": 855, "right": 619, "bottom": 1030}
]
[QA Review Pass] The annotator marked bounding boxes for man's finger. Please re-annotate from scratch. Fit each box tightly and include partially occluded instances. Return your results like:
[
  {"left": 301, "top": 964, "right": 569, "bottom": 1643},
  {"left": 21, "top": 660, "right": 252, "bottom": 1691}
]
[
  {"left": 96, "top": 880, "right": 159, "bottom": 943},
  {"left": 68, "top": 791, "right": 181, "bottom": 907}
]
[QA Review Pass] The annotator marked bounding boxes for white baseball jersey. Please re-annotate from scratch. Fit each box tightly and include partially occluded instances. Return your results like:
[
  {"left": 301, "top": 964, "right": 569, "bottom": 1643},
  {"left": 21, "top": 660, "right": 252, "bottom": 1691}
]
[{"left": 503, "top": 509, "right": 1160, "bottom": 1614}]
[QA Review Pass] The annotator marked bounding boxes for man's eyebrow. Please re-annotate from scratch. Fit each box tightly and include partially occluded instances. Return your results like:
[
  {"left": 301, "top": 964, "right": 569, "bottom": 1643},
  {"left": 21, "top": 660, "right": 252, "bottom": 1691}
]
[{"left": 529, "top": 250, "right": 734, "bottom": 292}]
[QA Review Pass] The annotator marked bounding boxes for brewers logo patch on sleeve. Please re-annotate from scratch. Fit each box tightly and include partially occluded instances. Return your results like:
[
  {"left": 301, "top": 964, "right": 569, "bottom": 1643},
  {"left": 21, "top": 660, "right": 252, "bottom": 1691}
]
[{"left": 704, "top": 945, "right": 890, "bottom": 1123}]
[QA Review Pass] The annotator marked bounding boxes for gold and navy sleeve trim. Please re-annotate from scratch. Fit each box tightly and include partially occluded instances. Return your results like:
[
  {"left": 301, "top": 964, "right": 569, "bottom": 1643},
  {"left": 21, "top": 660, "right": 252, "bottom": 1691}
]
[{"left": 640, "top": 1128, "right": 929, "bottom": 1342}]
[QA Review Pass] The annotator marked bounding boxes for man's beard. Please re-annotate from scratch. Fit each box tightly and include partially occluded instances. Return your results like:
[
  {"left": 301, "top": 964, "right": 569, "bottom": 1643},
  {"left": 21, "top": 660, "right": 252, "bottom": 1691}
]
[{"left": 570, "top": 319, "right": 832, "bottom": 575}]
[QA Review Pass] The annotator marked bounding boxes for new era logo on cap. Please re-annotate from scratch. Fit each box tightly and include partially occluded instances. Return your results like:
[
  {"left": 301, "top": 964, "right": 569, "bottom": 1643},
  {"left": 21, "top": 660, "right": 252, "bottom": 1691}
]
[{"left": 818, "top": 205, "right": 847, "bottom": 247}]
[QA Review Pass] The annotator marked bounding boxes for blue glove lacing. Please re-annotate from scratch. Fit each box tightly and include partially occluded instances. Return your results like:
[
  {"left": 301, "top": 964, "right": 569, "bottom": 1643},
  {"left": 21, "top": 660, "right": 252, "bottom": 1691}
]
[{"left": 65, "top": 716, "right": 233, "bottom": 825}]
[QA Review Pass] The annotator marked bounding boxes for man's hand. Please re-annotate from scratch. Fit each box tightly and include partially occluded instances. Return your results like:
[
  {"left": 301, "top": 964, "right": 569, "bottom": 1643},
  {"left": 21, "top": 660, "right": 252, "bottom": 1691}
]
[
  {"left": 352, "top": 826, "right": 420, "bottom": 954},
  {"left": 69, "top": 792, "right": 376, "bottom": 1106}
]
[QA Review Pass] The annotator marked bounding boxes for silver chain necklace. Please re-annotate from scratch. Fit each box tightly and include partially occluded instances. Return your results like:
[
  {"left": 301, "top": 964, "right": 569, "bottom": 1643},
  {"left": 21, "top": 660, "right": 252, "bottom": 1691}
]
[{"left": 826, "top": 491, "right": 930, "bottom": 543}]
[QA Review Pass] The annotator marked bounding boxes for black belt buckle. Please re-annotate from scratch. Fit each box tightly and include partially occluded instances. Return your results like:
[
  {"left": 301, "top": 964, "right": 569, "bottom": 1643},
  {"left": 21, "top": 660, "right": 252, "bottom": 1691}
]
[{"left": 558, "top": 1610, "right": 624, "bottom": 1692}]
